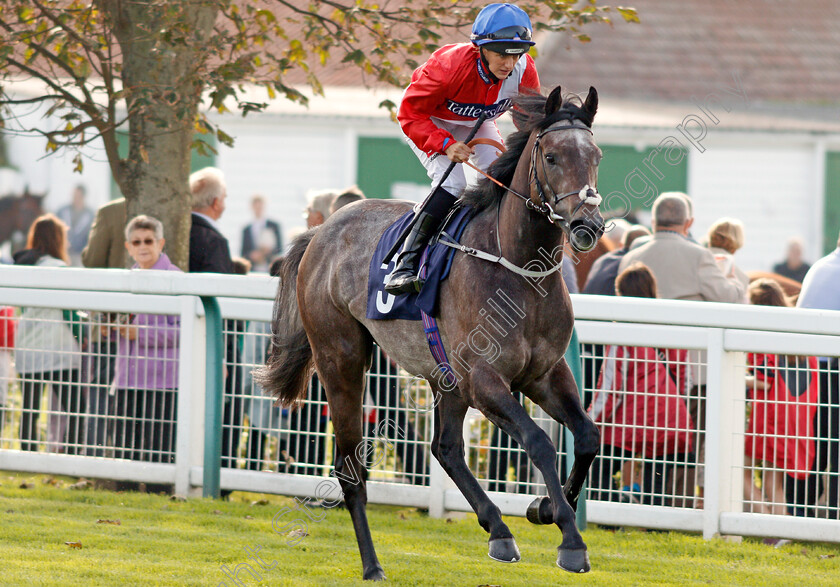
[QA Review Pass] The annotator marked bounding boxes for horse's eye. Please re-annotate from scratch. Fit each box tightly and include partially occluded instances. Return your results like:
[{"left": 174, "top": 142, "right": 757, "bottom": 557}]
[{"left": 545, "top": 154, "right": 556, "bottom": 165}]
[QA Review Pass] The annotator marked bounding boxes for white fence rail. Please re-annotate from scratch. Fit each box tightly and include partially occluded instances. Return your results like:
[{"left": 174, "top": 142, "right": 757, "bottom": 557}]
[{"left": 1, "top": 266, "right": 839, "bottom": 544}]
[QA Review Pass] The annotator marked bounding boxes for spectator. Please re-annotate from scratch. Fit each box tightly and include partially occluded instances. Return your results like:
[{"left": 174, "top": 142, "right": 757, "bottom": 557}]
[
  {"left": 112, "top": 215, "right": 181, "bottom": 466},
  {"left": 330, "top": 186, "right": 366, "bottom": 215},
  {"left": 82, "top": 197, "right": 127, "bottom": 269},
  {"left": 190, "top": 167, "right": 234, "bottom": 274},
  {"left": 619, "top": 193, "right": 746, "bottom": 505},
  {"left": 797, "top": 231, "right": 840, "bottom": 519},
  {"left": 588, "top": 262, "right": 696, "bottom": 506},
  {"left": 0, "top": 306, "right": 16, "bottom": 437},
  {"left": 238, "top": 255, "right": 284, "bottom": 471},
  {"left": 773, "top": 237, "right": 811, "bottom": 283},
  {"left": 242, "top": 317, "right": 280, "bottom": 471},
  {"left": 188, "top": 167, "right": 242, "bottom": 473},
  {"left": 583, "top": 224, "right": 651, "bottom": 296},
  {"left": 80, "top": 197, "right": 126, "bottom": 457},
  {"left": 706, "top": 217, "right": 749, "bottom": 299},
  {"left": 602, "top": 217, "right": 632, "bottom": 250},
  {"left": 304, "top": 189, "right": 337, "bottom": 229},
  {"left": 56, "top": 184, "right": 94, "bottom": 266},
  {"left": 240, "top": 195, "right": 282, "bottom": 273},
  {"left": 619, "top": 193, "right": 747, "bottom": 303},
  {"left": 745, "top": 279, "right": 819, "bottom": 516},
  {"left": 580, "top": 224, "right": 651, "bottom": 410},
  {"left": 13, "top": 214, "right": 85, "bottom": 454}
]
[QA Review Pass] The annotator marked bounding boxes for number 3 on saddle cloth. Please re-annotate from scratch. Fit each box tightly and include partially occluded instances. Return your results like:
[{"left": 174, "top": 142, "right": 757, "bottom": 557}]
[{"left": 366, "top": 207, "right": 475, "bottom": 386}]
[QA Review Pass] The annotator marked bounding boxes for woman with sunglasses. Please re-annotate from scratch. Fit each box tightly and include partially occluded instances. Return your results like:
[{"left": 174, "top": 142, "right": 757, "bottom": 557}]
[
  {"left": 111, "top": 215, "right": 181, "bottom": 472},
  {"left": 385, "top": 3, "right": 540, "bottom": 295}
]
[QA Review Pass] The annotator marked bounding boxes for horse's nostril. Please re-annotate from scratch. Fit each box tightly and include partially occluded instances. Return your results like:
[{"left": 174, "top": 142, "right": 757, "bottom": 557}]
[{"left": 569, "top": 220, "right": 603, "bottom": 252}]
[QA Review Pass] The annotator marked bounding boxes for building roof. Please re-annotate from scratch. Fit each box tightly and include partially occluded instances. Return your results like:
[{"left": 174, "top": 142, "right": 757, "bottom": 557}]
[{"left": 536, "top": 0, "right": 840, "bottom": 108}]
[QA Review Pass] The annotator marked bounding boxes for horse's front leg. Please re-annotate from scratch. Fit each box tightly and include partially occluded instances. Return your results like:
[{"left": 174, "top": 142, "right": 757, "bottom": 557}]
[
  {"left": 467, "top": 361, "right": 590, "bottom": 573},
  {"left": 521, "top": 357, "right": 600, "bottom": 515},
  {"left": 431, "top": 390, "right": 520, "bottom": 563}
]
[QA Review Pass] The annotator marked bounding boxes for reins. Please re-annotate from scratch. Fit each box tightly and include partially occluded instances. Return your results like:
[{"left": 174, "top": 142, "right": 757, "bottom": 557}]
[{"left": 436, "top": 122, "right": 602, "bottom": 280}]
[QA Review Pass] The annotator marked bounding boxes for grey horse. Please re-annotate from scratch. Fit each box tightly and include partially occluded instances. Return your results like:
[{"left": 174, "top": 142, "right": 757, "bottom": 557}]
[{"left": 256, "top": 86, "right": 605, "bottom": 580}]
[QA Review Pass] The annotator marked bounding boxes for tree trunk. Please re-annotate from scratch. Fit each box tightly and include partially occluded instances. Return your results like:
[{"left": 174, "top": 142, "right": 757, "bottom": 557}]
[{"left": 101, "top": 0, "right": 219, "bottom": 270}]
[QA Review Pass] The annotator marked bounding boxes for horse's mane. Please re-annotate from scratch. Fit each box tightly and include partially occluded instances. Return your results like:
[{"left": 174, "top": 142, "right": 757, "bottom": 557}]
[{"left": 460, "top": 92, "right": 594, "bottom": 213}]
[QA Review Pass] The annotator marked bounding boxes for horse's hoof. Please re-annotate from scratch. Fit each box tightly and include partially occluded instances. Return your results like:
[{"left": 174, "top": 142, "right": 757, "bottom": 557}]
[
  {"left": 526, "top": 496, "right": 553, "bottom": 525},
  {"left": 556, "top": 546, "right": 590, "bottom": 573},
  {"left": 488, "top": 537, "right": 521, "bottom": 563},
  {"left": 363, "top": 566, "right": 387, "bottom": 581}
]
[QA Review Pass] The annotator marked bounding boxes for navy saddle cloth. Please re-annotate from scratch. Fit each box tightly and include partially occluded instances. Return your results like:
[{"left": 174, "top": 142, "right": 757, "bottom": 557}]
[{"left": 366, "top": 207, "right": 474, "bottom": 321}]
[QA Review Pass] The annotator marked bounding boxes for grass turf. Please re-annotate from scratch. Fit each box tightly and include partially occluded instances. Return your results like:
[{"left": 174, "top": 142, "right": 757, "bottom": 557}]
[{"left": 1, "top": 471, "right": 838, "bottom": 586}]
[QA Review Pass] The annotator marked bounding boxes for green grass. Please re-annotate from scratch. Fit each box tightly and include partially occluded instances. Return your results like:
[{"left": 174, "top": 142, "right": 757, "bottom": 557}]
[{"left": 1, "top": 471, "right": 839, "bottom": 586}]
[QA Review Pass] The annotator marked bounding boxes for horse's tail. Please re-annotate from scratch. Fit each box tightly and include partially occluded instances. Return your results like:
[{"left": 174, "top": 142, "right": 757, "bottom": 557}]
[{"left": 254, "top": 230, "right": 316, "bottom": 407}]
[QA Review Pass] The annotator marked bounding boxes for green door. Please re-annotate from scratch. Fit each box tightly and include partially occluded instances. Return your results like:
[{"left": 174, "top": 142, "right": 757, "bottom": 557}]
[
  {"left": 596, "top": 144, "right": 689, "bottom": 220},
  {"left": 824, "top": 152, "right": 840, "bottom": 254},
  {"left": 356, "top": 137, "right": 429, "bottom": 199}
]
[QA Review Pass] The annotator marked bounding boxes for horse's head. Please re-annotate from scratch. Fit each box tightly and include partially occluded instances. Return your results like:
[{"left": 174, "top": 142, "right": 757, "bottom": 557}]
[{"left": 529, "top": 86, "right": 604, "bottom": 252}]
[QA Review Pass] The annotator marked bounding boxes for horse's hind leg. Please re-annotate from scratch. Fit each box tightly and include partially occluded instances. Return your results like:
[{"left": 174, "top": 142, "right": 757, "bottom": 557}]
[
  {"left": 307, "top": 321, "right": 385, "bottom": 581},
  {"left": 467, "top": 361, "right": 590, "bottom": 573},
  {"left": 431, "top": 392, "right": 520, "bottom": 563}
]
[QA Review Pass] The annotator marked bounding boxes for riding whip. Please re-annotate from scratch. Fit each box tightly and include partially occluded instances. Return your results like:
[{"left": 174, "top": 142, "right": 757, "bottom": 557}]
[{"left": 383, "top": 111, "right": 490, "bottom": 263}]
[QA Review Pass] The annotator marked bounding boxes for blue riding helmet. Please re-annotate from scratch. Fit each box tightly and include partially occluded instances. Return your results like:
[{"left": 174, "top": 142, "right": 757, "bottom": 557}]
[{"left": 471, "top": 3, "right": 535, "bottom": 55}]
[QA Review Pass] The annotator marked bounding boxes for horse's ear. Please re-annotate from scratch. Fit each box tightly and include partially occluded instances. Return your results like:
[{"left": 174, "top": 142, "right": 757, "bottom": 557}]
[
  {"left": 545, "top": 86, "right": 563, "bottom": 116},
  {"left": 583, "top": 86, "right": 598, "bottom": 122}
]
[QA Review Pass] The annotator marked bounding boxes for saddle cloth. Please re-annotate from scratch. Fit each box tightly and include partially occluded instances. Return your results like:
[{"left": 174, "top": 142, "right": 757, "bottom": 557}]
[{"left": 366, "top": 207, "right": 474, "bottom": 321}]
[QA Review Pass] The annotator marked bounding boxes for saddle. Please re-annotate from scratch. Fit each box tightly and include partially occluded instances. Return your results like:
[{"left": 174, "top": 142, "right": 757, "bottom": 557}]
[{"left": 366, "top": 206, "right": 475, "bottom": 321}]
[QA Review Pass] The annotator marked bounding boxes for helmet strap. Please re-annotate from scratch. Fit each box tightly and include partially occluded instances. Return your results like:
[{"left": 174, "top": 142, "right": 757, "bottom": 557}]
[{"left": 479, "top": 47, "right": 500, "bottom": 83}]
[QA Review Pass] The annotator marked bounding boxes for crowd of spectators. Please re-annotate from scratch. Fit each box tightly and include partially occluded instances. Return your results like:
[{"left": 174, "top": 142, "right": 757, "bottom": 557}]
[
  {"left": 0, "top": 178, "right": 838, "bottom": 524},
  {"left": 0, "top": 172, "right": 432, "bottom": 494},
  {"left": 580, "top": 191, "right": 840, "bottom": 523}
]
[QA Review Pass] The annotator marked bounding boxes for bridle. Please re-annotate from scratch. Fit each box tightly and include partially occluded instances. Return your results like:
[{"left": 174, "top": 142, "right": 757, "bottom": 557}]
[
  {"left": 465, "top": 122, "right": 602, "bottom": 234},
  {"left": 530, "top": 123, "right": 603, "bottom": 230},
  {"left": 437, "top": 122, "right": 603, "bottom": 280}
]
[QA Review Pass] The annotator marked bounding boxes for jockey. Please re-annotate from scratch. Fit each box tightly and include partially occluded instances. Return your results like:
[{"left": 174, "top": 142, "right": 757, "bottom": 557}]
[{"left": 384, "top": 3, "right": 540, "bottom": 295}]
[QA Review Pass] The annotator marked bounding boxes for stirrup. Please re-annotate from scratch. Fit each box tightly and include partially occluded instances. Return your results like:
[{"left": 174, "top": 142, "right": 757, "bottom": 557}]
[{"left": 384, "top": 266, "right": 423, "bottom": 295}]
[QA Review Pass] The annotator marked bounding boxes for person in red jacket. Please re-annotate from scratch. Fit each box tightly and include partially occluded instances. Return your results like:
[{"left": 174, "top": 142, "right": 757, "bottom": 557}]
[
  {"left": 744, "top": 279, "right": 819, "bottom": 516},
  {"left": 385, "top": 3, "right": 540, "bottom": 295},
  {"left": 588, "top": 263, "right": 697, "bottom": 507}
]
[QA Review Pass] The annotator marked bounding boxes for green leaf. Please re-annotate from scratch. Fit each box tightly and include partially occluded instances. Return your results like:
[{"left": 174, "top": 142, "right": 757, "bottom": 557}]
[
  {"left": 617, "top": 7, "right": 641, "bottom": 23},
  {"left": 342, "top": 49, "right": 365, "bottom": 65},
  {"left": 216, "top": 128, "right": 234, "bottom": 148}
]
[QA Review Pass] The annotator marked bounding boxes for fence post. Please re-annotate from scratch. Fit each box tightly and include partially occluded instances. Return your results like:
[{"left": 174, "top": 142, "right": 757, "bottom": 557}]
[
  {"left": 201, "top": 296, "right": 224, "bottom": 498},
  {"left": 704, "top": 328, "right": 745, "bottom": 539},
  {"left": 563, "top": 327, "right": 587, "bottom": 530},
  {"left": 175, "top": 296, "right": 202, "bottom": 496}
]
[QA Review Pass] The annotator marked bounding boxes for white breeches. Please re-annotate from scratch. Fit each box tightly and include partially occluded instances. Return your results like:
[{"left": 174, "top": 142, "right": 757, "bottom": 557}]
[{"left": 405, "top": 118, "right": 504, "bottom": 195}]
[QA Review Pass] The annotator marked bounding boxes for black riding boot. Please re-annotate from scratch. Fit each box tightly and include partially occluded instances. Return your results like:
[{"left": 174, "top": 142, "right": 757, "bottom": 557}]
[{"left": 384, "top": 187, "right": 457, "bottom": 295}]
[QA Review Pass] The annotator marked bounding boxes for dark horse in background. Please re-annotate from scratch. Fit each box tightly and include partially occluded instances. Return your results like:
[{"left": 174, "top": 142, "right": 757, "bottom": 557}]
[
  {"left": 0, "top": 189, "right": 45, "bottom": 257},
  {"left": 257, "top": 86, "right": 605, "bottom": 580}
]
